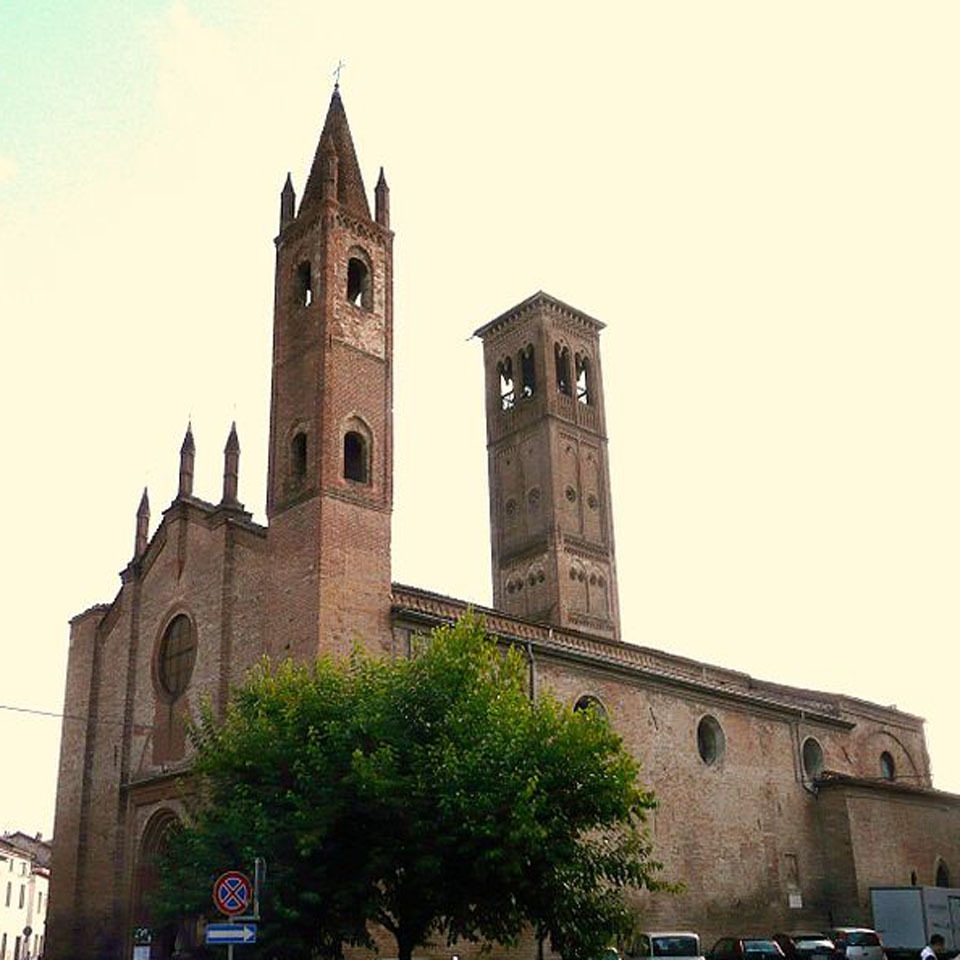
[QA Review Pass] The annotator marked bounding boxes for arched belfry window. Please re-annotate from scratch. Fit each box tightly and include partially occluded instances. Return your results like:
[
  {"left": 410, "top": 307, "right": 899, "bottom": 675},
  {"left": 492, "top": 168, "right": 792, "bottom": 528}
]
[
  {"left": 555, "top": 344, "right": 571, "bottom": 396},
  {"left": 343, "top": 429, "right": 370, "bottom": 484},
  {"left": 346, "top": 252, "right": 372, "bottom": 310},
  {"left": 498, "top": 358, "right": 515, "bottom": 411},
  {"left": 575, "top": 354, "right": 591, "bottom": 405},
  {"left": 520, "top": 345, "right": 536, "bottom": 398},
  {"left": 935, "top": 859, "right": 951, "bottom": 888},
  {"left": 291, "top": 431, "right": 308, "bottom": 484},
  {"left": 296, "top": 261, "right": 312, "bottom": 306}
]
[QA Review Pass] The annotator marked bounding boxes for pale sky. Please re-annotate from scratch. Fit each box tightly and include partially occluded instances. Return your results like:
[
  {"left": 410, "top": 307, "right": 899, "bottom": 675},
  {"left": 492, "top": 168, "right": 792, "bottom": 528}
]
[{"left": 1, "top": 1, "right": 958, "bottom": 839}]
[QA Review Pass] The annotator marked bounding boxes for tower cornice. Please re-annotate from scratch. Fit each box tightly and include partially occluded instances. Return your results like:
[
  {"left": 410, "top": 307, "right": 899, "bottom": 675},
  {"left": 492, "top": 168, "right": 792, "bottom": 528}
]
[{"left": 472, "top": 290, "right": 605, "bottom": 342}]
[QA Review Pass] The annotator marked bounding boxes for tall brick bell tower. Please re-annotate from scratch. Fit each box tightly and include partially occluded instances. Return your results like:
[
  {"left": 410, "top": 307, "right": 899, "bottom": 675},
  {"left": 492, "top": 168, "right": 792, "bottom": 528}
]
[
  {"left": 475, "top": 292, "right": 620, "bottom": 641},
  {"left": 267, "top": 86, "right": 393, "bottom": 660}
]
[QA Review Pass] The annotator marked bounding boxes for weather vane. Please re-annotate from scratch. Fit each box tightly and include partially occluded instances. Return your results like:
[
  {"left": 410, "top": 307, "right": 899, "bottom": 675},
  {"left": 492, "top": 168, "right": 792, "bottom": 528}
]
[{"left": 333, "top": 59, "right": 345, "bottom": 89}]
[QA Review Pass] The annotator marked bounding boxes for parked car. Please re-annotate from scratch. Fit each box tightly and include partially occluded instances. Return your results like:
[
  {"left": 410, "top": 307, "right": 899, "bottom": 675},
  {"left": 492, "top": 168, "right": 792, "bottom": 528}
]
[
  {"left": 630, "top": 933, "right": 705, "bottom": 960},
  {"left": 827, "top": 929, "right": 885, "bottom": 960},
  {"left": 773, "top": 933, "right": 837, "bottom": 960},
  {"left": 710, "top": 938, "right": 786, "bottom": 960}
]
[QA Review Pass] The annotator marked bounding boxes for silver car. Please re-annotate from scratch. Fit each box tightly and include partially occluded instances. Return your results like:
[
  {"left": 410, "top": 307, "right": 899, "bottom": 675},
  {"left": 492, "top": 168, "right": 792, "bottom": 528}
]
[
  {"left": 631, "top": 932, "right": 705, "bottom": 960},
  {"left": 826, "top": 928, "right": 885, "bottom": 960}
]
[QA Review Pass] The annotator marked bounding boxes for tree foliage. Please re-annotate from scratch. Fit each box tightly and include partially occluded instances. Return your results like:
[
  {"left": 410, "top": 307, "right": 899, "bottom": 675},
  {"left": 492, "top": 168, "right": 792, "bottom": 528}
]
[{"left": 155, "top": 615, "right": 665, "bottom": 960}]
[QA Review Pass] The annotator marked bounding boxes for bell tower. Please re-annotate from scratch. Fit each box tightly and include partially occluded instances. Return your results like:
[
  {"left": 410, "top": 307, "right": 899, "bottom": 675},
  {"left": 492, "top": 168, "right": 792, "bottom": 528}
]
[
  {"left": 475, "top": 292, "right": 620, "bottom": 640},
  {"left": 266, "top": 86, "right": 393, "bottom": 659}
]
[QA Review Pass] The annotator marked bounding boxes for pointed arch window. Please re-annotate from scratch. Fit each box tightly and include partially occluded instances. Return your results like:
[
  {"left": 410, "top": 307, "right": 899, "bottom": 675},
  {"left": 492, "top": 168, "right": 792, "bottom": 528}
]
[
  {"left": 296, "top": 261, "right": 312, "bottom": 306},
  {"left": 498, "top": 358, "right": 515, "bottom": 411},
  {"left": 343, "top": 430, "right": 369, "bottom": 483},
  {"left": 520, "top": 345, "right": 536, "bottom": 398},
  {"left": 575, "top": 354, "right": 591, "bottom": 405},
  {"left": 555, "top": 344, "right": 572, "bottom": 396},
  {"left": 347, "top": 253, "right": 373, "bottom": 310},
  {"left": 291, "top": 431, "right": 308, "bottom": 484}
]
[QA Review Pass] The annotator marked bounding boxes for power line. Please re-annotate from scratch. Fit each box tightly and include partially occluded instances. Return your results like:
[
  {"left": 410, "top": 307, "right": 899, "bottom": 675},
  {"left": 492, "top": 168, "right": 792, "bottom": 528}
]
[
  {"left": 0, "top": 702, "right": 126, "bottom": 727},
  {"left": 0, "top": 704, "right": 946, "bottom": 786}
]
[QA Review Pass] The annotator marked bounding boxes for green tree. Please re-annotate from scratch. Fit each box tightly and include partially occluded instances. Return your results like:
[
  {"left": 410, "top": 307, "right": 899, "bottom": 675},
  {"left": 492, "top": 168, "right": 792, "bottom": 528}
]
[{"left": 155, "top": 615, "right": 664, "bottom": 960}]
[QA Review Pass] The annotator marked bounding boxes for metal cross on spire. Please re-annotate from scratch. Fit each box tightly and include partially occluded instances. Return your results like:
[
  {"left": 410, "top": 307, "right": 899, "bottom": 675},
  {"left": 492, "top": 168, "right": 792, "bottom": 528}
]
[{"left": 333, "top": 59, "right": 345, "bottom": 90}]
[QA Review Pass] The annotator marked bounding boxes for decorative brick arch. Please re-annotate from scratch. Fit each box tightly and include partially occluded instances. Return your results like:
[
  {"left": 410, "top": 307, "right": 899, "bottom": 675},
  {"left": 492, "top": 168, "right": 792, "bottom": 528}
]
[
  {"left": 859, "top": 729, "right": 921, "bottom": 783},
  {"left": 131, "top": 808, "right": 200, "bottom": 959}
]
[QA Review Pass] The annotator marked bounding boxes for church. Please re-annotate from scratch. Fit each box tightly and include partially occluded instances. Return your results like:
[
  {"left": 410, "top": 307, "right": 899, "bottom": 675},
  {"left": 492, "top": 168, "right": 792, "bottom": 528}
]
[{"left": 47, "top": 87, "right": 960, "bottom": 960}]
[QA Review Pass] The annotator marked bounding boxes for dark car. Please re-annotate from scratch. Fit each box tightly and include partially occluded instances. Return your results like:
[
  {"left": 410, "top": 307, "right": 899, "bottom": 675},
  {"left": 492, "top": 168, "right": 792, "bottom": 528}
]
[
  {"left": 711, "top": 939, "right": 786, "bottom": 960},
  {"left": 773, "top": 933, "right": 837, "bottom": 960}
]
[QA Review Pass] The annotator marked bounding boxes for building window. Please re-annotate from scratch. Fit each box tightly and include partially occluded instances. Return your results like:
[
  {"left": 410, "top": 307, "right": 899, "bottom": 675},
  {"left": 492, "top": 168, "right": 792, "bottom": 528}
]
[
  {"left": 296, "top": 260, "right": 312, "bottom": 306},
  {"left": 935, "top": 859, "right": 951, "bottom": 888},
  {"left": 801, "top": 737, "right": 824, "bottom": 779},
  {"left": 520, "top": 345, "right": 536, "bottom": 398},
  {"left": 498, "top": 358, "right": 515, "bottom": 411},
  {"left": 555, "top": 343, "right": 571, "bottom": 396},
  {"left": 18, "top": 884, "right": 24, "bottom": 909},
  {"left": 697, "top": 715, "right": 725, "bottom": 766},
  {"left": 346, "top": 255, "right": 372, "bottom": 309},
  {"left": 880, "top": 750, "right": 896, "bottom": 781},
  {"left": 4, "top": 881, "right": 9, "bottom": 906},
  {"left": 343, "top": 430, "right": 369, "bottom": 483},
  {"left": 2, "top": 932, "right": 6, "bottom": 960},
  {"left": 574, "top": 695, "right": 606, "bottom": 717},
  {"left": 158, "top": 615, "right": 197, "bottom": 699},
  {"left": 37, "top": 890, "right": 42, "bottom": 913},
  {"left": 575, "top": 354, "right": 591, "bottom": 404},
  {"left": 291, "top": 431, "right": 308, "bottom": 484}
]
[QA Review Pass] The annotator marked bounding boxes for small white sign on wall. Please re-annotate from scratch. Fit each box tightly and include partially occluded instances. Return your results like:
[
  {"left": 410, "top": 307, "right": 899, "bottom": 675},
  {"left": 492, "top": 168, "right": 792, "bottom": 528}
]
[{"left": 789, "top": 892, "right": 803, "bottom": 909}]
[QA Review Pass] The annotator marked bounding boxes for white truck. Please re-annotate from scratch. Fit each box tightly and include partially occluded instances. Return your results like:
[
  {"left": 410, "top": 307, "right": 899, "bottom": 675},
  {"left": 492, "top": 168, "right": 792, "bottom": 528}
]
[{"left": 870, "top": 886, "right": 960, "bottom": 954}]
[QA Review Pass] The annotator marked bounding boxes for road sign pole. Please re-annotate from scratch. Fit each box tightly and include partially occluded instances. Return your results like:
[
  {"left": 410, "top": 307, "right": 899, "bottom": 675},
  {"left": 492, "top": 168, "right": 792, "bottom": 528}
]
[{"left": 228, "top": 944, "right": 234, "bottom": 960}]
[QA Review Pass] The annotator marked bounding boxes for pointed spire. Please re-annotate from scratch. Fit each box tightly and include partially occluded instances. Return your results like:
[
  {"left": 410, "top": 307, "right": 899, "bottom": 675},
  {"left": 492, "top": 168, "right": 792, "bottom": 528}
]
[
  {"left": 221, "top": 422, "right": 240, "bottom": 506},
  {"left": 321, "top": 137, "right": 339, "bottom": 203},
  {"left": 178, "top": 422, "right": 195, "bottom": 498},
  {"left": 375, "top": 166, "right": 390, "bottom": 228},
  {"left": 135, "top": 487, "right": 150, "bottom": 558},
  {"left": 280, "top": 172, "right": 296, "bottom": 230},
  {"left": 299, "top": 87, "right": 371, "bottom": 220}
]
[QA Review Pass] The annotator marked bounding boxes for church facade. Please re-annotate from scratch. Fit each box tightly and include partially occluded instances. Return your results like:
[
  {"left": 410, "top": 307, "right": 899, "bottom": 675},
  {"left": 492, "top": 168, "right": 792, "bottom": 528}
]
[{"left": 47, "top": 89, "right": 960, "bottom": 960}]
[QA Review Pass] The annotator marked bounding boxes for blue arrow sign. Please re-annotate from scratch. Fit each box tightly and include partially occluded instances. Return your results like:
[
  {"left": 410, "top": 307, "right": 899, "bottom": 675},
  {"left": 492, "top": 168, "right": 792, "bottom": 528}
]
[{"left": 206, "top": 924, "right": 257, "bottom": 945}]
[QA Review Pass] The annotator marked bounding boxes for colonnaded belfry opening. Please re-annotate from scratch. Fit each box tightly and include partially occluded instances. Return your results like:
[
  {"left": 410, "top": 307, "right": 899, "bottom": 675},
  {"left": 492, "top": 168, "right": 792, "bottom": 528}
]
[{"left": 47, "top": 84, "right": 960, "bottom": 960}]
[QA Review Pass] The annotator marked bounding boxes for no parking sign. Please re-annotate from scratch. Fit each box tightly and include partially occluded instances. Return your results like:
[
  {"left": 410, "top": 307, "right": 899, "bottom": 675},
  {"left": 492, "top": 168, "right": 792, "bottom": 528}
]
[{"left": 213, "top": 870, "right": 253, "bottom": 916}]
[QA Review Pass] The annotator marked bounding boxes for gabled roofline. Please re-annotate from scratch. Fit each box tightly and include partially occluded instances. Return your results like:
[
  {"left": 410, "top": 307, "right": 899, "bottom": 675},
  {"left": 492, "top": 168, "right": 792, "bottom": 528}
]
[{"left": 390, "top": 582, "right": 864, "bottom": 729}]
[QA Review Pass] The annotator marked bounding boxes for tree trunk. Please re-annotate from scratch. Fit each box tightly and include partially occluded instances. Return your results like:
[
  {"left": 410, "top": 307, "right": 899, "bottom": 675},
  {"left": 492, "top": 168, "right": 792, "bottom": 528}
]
[{"left": 396, "top": 929, "right": 414, "bottom": 960}]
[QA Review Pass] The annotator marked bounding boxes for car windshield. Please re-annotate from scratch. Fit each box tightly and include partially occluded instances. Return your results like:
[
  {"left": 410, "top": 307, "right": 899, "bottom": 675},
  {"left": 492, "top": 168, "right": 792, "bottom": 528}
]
[
  {"left": 653, "top": 938, "right": 701, "bottom": 957},
  {"left": 744, "top": 942, "right": 782, "bottom": 956},
  {"left": 794, "top": 939, "right": 832, "bottom": 947},
  {"left": 845, "top": 934, "right": 880, "bottom": 947}
]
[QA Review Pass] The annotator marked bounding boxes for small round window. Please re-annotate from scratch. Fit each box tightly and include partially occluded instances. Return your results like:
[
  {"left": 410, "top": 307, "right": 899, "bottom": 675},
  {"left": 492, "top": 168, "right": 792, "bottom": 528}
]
[
  {"left": 880, "top": 750, "right": 896, "bottom": 781},
  {"left": 802, "top": 737, "right": 824, "bottom": 779},
  {"left": 158, "top": 615, "right": 196, "bottom": 698},
  {"left": 697, "top": 715, "right": 725, "bottom": 766}
]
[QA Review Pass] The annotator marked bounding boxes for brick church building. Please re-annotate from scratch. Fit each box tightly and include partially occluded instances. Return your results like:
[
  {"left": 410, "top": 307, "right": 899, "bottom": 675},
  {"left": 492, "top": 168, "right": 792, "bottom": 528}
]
[{"left": 47, "top": 88, "right": 960, "bottom": 960}]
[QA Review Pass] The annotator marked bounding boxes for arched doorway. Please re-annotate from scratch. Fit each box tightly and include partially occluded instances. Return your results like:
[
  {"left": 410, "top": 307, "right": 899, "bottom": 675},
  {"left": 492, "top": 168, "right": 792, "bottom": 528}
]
[{"left": 132, "top": 810, "right": 188, "bottom": 960}]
